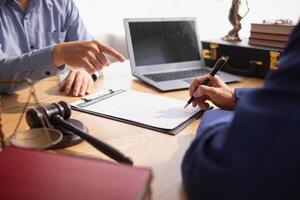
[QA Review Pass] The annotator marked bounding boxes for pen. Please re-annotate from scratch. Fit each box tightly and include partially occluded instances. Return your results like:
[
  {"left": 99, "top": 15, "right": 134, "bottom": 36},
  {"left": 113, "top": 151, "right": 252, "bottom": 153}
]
[{"left": 184, "top": 56, "right": 229, "bottom": 109}]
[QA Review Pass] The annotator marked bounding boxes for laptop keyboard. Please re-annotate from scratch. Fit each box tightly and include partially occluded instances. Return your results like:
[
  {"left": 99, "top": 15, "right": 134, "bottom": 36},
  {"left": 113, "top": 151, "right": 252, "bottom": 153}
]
[{"left": 144, "top": 68, "right": 211, "bottom": 82}]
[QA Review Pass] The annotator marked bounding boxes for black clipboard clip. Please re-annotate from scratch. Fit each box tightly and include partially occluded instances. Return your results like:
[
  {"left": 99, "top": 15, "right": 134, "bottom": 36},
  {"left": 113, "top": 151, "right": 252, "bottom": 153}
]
[
  {"left": 82, "top": 89, "right": 115, "bottom": 102},
  {"left": 79, "top": 89, "right": 125, "bottom": 108}
]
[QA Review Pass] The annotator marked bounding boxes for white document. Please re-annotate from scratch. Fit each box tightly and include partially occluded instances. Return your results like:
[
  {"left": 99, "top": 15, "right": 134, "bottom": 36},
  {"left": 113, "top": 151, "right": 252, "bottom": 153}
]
[{"left": 71, "top": 90, "right": 201, "bottom": 131}]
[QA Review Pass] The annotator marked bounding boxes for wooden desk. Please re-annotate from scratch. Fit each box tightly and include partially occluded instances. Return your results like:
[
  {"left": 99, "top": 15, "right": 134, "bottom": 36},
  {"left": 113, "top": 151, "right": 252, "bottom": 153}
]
[{"left": 0, "top": 61, "right": 263, "bottom": 200}]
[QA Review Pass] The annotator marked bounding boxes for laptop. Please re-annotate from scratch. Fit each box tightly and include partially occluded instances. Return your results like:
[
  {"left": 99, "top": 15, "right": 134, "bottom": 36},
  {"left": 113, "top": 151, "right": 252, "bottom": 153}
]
[{"left": 124, "top": 17, "right": 241, "bottom": 91}]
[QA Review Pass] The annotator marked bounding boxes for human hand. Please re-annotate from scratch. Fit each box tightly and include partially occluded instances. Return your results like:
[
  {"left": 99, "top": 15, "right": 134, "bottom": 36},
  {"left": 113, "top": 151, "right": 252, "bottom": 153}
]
[
  {"left": 53, "top": 40, "right": 125, "bottom": 73},
  {"left": 189, "top": 75, "right": 236, "bottom": 110},
  {"left": 59, "top": 70, "right": 94, "bottom": 97}
]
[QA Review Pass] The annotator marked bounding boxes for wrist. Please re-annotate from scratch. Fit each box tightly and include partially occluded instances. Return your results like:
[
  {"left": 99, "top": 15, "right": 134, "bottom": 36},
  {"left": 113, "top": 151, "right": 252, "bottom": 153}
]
[
  {"left": 53, "top": 44, "right": 64, "bottom": 67},
  {"left": 231, "top": 89, "right": 237, "bottom": 108}
]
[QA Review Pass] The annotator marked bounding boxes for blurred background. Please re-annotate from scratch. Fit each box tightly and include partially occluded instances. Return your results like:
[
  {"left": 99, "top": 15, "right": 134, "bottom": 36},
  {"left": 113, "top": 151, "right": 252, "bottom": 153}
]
[{"left": 73, "top": 0, "right": 300, "bottom": 58}]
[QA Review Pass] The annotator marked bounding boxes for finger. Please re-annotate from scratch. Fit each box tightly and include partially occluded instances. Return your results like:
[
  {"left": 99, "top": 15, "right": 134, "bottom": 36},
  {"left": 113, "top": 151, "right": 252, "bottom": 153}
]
[
  {"left": 192, "top": 99, "right": 197, "bottom": 107},
  {"left": 87, "top": 44, "right": 100, "bottom": 55},
  {"left": 59, "top": 80, "right": 66, "bottom": 92},
  {"left": 189, "top": 81, "right": 196, "bottom": 97},
  {"left": 73, "top": 72, "right": 83, "bottom": 96},
  {"left": 79, "top": 77, "right": 88, "bottom": 97},
  {"left": 194, "top": 85, "right": 217, "bottom": 98},
  {"left": 192, "top": 86, "right": 204, "bottom": 98},
  {"left": 86, "top": 78, "right": 93, "bottom": 94},
  {"left": 192, "top": 95, "right": 206, "bottom": 108},
  {"left": 196, "top": 76, "right": 210, "bottom": 84},
  {"left": 96, "top": 52, "right": 109, "bottom": 67},
  {"left": 90, "top": 57, "right": 104, "bottom": 71},
  {"left": 65, "top": 71, "right": 76, "bottom": 95},
  {"left": 189, "top": 79, "right": 200, "bottom": 96},
  {"left": 95, "top": 41, "right": 125, "bottom": 62},
  {"left": 83, "top": 59, "right": 96, "bottom": 74},
  {"left": 105, "top": 60, "right": 111, "bottom": 66},
  {"left": 211, "top": 75, "right": 226, "bottom": 87},
  {"left": 86, "top": 52, "right": 103, "bottom": 71},
  {"left": 189, "top": 76, "right": 208, "bottom": 96},
  {"left": 204, "top": 102, "right": 210, "bottom": 109},
  {"left": 202, "top": 95, "right": 211, "bottom": 102},
  {"left": 197, "top": 101, "right": 210, "bottom": 110},
  {"left": 214, "top": 75, "right": 223, "bottom": 83}
]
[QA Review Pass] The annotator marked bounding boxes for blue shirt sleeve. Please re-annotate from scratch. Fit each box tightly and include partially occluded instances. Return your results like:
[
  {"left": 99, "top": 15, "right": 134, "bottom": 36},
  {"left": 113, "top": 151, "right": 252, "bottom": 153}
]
[
  {"left": 0, "top": 0, "right": 94, "bottom": 93},
  {"left": 0, "top": 46, "right": 59, "bottom": 93}
]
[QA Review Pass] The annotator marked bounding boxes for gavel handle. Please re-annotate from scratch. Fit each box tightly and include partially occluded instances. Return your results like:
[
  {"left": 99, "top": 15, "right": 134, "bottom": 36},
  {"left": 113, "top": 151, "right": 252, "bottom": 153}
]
[{"left": 51, "top": 115, "right": 133, "bottom": 165}]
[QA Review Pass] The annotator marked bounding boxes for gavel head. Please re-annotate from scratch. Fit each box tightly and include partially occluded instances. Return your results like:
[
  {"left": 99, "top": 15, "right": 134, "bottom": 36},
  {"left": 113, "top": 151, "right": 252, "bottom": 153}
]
[{"left": 26, "top": 101, "right": 71, "bottom": 128}]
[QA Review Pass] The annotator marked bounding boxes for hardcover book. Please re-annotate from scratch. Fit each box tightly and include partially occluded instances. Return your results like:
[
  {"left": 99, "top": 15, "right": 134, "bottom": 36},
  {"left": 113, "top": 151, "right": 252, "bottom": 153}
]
[
  {"left": 250, "top": 32, "right": 290, "bottom": 42},
  {"left": 250, "top": 23, "right": 295, "bottom": 35},
  {"left": 0, "top": 147, "right": 152, "bottom": 200},
  {"left": 248, "top": 38, "right": 287, "bottom": 49}
]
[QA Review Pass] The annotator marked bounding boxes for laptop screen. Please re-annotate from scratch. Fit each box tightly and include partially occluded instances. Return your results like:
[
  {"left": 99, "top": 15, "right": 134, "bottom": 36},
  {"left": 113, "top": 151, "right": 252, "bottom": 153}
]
[{"left": 128, "top": 21, "right": 201, "bottom": 67}]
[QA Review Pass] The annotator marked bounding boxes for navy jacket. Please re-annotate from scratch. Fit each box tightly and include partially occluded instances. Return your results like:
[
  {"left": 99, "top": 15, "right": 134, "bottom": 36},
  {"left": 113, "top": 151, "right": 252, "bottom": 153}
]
[{"left": 182, "top": 21, "right": 300, "bottom": 200}]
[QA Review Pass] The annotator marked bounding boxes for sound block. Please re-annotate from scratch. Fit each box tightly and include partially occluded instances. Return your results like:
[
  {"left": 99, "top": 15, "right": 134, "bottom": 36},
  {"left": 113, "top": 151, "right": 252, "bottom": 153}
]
[{"left": 49, "top": 118, "right": 89, "bottom": 149}]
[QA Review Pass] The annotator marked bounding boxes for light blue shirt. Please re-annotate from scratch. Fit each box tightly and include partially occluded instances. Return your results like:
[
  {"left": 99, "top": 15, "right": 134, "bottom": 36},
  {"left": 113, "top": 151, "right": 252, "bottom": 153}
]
[{"left": 0, "top": 0, "right": 92, "bottom": 93}]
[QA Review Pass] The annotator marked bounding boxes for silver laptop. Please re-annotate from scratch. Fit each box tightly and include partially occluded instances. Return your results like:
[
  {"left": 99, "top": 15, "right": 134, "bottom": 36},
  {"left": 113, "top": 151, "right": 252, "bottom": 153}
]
[{"left": 124, "top": 17, "right": 240, "bottom": 91}]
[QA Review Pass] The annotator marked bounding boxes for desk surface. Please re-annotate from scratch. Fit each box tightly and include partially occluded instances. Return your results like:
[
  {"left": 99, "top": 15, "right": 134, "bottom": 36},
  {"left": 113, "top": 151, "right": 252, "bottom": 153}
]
[{"left": 0, "top": 61, "right": 263, "bottom": 200}]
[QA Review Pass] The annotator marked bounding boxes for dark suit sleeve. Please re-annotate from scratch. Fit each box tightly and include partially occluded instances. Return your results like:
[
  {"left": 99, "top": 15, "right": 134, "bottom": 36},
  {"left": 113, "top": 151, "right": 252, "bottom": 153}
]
[
  {"left": 182, "top": 22, "right": 300, "bottom": 200},
  {"left": 234, "top": 88, "right": 256, "bottom": 101}
]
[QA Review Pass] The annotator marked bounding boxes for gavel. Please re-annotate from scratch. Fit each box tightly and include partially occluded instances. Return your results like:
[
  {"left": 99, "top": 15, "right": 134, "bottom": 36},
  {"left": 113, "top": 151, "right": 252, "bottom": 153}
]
[{"left": 26, "top": 101, "right": 133, "bottom": 165}]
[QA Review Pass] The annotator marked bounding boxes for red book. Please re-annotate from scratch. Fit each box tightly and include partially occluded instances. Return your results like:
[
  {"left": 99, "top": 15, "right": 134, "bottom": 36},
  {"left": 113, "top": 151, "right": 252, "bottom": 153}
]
[{"left": 0, "top": 147, "right": 152, "bottom": 200}]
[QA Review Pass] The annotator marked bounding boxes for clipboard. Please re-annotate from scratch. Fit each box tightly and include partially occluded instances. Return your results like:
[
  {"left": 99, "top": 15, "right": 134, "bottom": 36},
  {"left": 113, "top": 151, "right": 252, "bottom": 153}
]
[{"left": 71, "top": 89, "right": 207, "bottom": 135}]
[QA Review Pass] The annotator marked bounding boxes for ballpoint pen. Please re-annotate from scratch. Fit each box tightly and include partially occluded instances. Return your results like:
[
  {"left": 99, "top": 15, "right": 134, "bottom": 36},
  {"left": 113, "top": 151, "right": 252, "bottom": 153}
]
[{"left": 184, "top": 56, "right": 229, "bottom": 109}]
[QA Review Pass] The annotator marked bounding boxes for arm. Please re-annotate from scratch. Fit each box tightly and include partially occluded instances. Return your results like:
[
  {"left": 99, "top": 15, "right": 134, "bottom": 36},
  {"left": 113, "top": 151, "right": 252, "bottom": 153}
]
[
  {"left": 182, "top": 87, "right": 295, "bottom": 199},
  {"left": 0, "top": 0, "right": 123, "bottom": 94},
  {"left": 0, "top": 39, "right": 124, "bottom": 94},
  {"left": 189, "top": 76, "right": 257, "bottom": 110},
  {"left": 182, "top": 21, "right": 300, "bottom": 200},
  {"left": 0, "top": 46, "right": 59, "bottom": 93},
  {"left": 64, "top": 0, "right": 104, "bottom": 82},
  {"left": 181, "top": 76, "right": 258, "bottom": 199},
  {"left": 234, "top": 88, "right": 256, "bottom": 101},
  {"left": 59, "top": 0, "right": 99, "bottom": 96}
]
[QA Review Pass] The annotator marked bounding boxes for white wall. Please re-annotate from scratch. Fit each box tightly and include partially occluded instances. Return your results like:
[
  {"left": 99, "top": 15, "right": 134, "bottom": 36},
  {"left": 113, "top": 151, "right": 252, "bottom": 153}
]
[{"left": 73, "top": 0, "right": 300, "bottom": 55}]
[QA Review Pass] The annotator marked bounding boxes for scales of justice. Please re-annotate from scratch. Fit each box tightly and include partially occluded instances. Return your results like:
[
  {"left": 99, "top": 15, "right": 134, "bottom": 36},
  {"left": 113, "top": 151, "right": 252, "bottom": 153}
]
[
  {"left": 0, "top": 79, "right": 63, "bottom": 150},
  {"left": 0, "top": 79, "right": 87, "bottom": 151}
]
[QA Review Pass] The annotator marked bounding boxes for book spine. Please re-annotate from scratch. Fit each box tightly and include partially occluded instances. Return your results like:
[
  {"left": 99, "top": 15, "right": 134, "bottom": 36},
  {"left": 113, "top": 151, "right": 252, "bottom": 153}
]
[
  {"left": 249, "top": 38, "right": 286, "bottom": 49},
  {"left": 251, "top": 24, "right": 295, "bottom": 35},
  {"left": 249, "top": 32, "right": 290, "bottom": 42}
]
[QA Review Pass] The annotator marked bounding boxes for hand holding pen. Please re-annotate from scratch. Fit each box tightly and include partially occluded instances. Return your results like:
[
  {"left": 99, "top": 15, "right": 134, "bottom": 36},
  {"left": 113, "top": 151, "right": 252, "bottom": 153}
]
[{"left": 184, "top": 56, "right": 237, "bottom": 110}]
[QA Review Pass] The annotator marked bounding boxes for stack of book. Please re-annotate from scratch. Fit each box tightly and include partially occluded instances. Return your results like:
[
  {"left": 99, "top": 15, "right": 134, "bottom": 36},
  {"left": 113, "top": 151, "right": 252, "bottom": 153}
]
[{"left": 249, "top": 21, "right": 296, "bottom": 49}]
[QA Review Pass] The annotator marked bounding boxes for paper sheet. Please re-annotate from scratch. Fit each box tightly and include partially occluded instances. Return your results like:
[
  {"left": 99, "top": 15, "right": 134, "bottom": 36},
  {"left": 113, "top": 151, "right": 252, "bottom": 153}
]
[{"left": 72, "top": 90, "right": 201, "bottom": 130}]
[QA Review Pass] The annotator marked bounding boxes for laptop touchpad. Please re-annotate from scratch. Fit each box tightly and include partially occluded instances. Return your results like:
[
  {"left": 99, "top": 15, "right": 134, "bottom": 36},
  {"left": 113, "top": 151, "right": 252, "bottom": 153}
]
[{"left": 183, "top": 78, "right": 194, "bottom": 84}]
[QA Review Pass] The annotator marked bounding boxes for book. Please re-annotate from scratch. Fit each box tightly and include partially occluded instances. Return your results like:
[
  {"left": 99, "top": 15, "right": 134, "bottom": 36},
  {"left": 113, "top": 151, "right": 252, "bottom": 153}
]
[
  {"left": 250, "top": 32, "right": 290, "bottom": 42},
  {"left": 0, "top": 147, "right": 152, "bottom": 200},
  {"left": 71, "top": 89, "right": 206, "bottom": 135},
  {"left": 250, "top": 23, "right": 295, "bottom": 35},
  {"left": 248, "top": 38, "right": 287, "bottom": 49}
]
